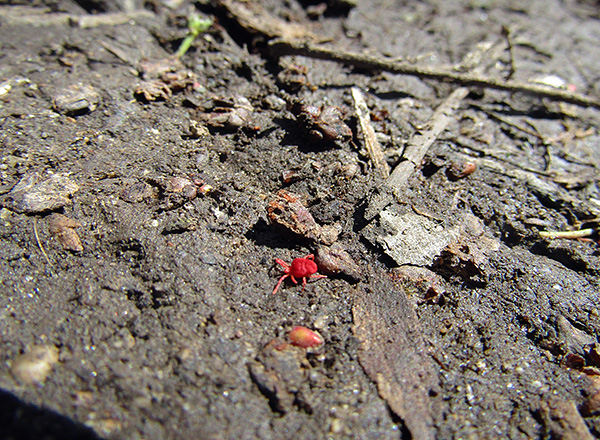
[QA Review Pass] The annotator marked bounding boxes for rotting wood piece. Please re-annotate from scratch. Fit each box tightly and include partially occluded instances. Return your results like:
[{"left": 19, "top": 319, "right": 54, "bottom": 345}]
[{"left": 352, "top": 275, "right": 438, "bottom": 440}]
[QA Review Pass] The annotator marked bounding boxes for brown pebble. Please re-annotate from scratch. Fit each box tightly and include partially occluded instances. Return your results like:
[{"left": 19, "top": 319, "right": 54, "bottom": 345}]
[
  {"left": 582, "top": 376, "right": 600, "bottom": 415},
  {"left": 281, "top": 169, "right": 302, "bottom": 185},
  {"left": 588, "top": 343, "right": 600, "bottom": 367}
]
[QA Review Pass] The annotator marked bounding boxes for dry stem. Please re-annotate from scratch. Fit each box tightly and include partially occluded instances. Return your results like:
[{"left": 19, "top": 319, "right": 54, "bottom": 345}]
[{"left": 269, "top": 40, "right": 600, "bottom": 109}]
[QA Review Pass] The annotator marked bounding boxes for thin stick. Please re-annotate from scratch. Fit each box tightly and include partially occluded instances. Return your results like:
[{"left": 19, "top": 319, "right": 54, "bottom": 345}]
[
  {"left": 268, "top": 40, "right": 600, "bottom": 109},
  {"left": 351, "top": 87, "right": 389, "bottom": 178},
  {"left": 33, "top": 219, "right": 51, "bottom": 265},
  {"left": 363, "top": 87, "right": 470, "bottom": 220},
  {"left": 501, "top": 26, "right": 516, "bottom": 81},
  {"left": 540, "top": 228, "right": 596, "bottom": 240},
  {"left": 386, "top": 87, "right": 470, "bottom": 194},
  {"left": 362, "top": 41, "right": 506, "bottom": 220}
]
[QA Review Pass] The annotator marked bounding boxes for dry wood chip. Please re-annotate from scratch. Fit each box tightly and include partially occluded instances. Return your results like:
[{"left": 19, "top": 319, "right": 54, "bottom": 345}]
[
  {"left": 351, "top": 87, "right": 389, "bottom": 178},
  {"left": 267, "top": 190, "right": 340, "bottom": 245},
  {"left": 352, "top": 276, "right": 438, "bottom": 440},
  {"left": 53, "top": 83, "right": 100, "bottom": 115},
  {"left": 48, "top": 213, "right": 83, "bottom": 252}
]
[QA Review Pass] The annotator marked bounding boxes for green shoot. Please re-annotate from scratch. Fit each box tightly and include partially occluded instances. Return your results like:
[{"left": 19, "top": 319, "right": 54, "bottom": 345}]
[{"left": 175, "top": 14, "right": 213, "bottom": 58}]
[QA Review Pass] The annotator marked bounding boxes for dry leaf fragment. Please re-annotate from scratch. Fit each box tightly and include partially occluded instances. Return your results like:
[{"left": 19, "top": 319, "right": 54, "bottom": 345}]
[{"left": 48, "top": 213, "right": 83, "bottom": 252}]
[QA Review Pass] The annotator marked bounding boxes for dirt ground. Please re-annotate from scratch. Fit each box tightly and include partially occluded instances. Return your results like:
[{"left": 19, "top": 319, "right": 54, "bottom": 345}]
[{"left": 1, "top": 0, "right": 600, "bottom": 439}]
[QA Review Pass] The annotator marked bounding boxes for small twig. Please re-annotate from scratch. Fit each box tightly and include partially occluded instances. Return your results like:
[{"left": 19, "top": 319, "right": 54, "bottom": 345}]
[
  {"left": 386, "top": 87, "right": 470, "bottom": 195},
  {"left": 501, "top": 26, "right": 516, "bottom": 81},
  {"left": 268, "top": 39, "right": 600, "bottom": 109},
  {"left": 479, "top": 108, "right": 544, "bottom": 140},
  {"left": 411, "top": 205, "right": 443, "bottom": 222},
  {"left": 363, "top": 87, "right": 469, "bottom": 220},
  {"left": 0, "top": 7, "right": 155, "bottom": 28},
  {"left": 351, "top": 87, "right": 389, "bottom": 178},
  {"left": 478, "top": 157, "right": 598, "bottom": 219},
  {"left": 33, "top": 218, "right": 51, "bottom": 265},
  {"left": 540, "top": 228, "right": 596, "bottom": 240},
  {"left": 218, "top": 0, "right": 317, "bottom": 40},
  {"left": 453, "top": 135, "right": 553, "bottom": 177}
]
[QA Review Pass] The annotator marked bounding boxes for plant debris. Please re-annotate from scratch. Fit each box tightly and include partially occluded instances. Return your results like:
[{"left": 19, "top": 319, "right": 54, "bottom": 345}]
[
  {"left": 48, "top": 213, "right": 83, "bottom": 252},
  {"left": 53, "top": 83, "right": 100, "bottom": 115},
  {"left": 3, "top": 173, "right": 79, "bottom": 214},
  {"left": 267, "top": 190, "right": 341, "bottom": 245},
  {"left": 195, "top": 96, "right": 255, "bottom": 130},
  {"left": 289, "top": 101, "right": 353, "bottom": 146}
]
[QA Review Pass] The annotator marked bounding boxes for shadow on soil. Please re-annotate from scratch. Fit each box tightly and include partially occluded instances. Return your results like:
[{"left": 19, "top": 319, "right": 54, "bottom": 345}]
[{"left": 0, "top": 388, "right": 103, "bottom": 440}]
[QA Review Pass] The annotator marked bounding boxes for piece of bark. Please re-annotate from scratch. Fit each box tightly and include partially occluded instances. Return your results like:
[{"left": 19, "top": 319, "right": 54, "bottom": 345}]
[
  {"left": 266, "top": 190, "right": 341, "bottom": 245},
  {"left": 3, "top": 172, "right": 79, "bottom": 214},
  {"left": 48, "top": 213, "right": 83, "bottom": 252},
  {"left": 353, "top": 274, "right": 438, "bottom": 440}
]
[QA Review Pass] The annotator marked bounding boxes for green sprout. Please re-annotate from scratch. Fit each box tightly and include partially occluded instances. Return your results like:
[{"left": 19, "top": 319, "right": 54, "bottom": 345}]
[{"left": 175, "top": 14, "right": 213, "bottom": 58}]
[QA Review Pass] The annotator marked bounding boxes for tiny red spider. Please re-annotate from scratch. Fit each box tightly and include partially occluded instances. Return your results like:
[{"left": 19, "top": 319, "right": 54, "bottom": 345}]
[{"left": 272, "top": 254, "right": 326, "bottom": 295}]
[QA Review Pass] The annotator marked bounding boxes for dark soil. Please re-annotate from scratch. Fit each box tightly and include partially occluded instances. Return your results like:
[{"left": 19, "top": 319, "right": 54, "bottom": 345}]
[{"left": 1, "top": 1, "right": 600, "bottom": 439}]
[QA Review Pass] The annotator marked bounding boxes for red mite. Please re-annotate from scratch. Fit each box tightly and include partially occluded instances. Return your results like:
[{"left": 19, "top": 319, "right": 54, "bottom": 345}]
[{"left": 272, "top": 254, "right": 326, "bottom": 295}]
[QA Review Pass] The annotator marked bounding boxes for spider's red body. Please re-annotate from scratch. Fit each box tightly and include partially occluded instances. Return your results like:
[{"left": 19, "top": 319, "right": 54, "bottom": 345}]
[{"left": 272, "top": 254, "right": 326, "bottom": 294}]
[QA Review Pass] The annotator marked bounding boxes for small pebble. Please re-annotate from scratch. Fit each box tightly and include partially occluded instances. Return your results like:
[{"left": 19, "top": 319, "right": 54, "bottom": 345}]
[{"left": 11, "top": 345, "right": 59, "bottom": 384}]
